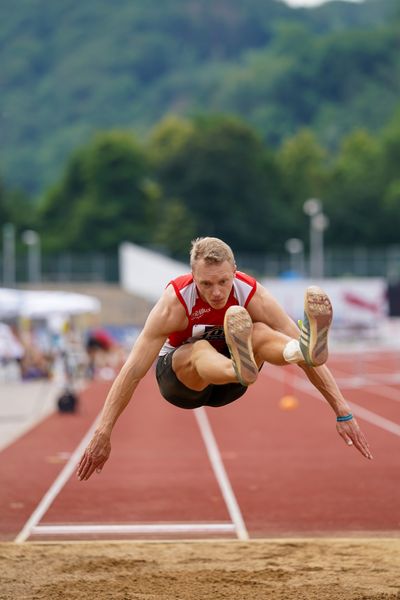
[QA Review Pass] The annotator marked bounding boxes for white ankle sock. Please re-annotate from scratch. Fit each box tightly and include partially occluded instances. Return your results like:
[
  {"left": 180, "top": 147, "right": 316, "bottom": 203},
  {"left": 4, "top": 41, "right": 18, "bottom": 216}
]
[{"left": 283, "top": 339, "right": 303, "bottom": 364}]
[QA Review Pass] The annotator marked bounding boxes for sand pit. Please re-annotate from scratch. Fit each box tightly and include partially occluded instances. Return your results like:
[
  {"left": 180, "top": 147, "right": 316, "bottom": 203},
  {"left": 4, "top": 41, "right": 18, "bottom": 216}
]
[{"left": 1, "top": 538, "right": 399, "bottom": 599}]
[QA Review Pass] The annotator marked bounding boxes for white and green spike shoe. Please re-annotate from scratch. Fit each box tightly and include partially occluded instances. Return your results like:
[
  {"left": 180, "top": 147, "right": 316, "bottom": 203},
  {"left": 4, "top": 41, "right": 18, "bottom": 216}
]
[{"left": 299, "top": 286, "right": 333, "bottom": 367}]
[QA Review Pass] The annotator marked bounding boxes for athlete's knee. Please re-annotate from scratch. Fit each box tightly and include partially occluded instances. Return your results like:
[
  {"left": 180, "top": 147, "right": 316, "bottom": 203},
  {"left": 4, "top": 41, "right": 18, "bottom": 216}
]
[
  {"left": 191, "top": 339, "right": 215, "bottom": 357},
  {"left": 251, "top": 322, "right": 273, "bottom": 350}
]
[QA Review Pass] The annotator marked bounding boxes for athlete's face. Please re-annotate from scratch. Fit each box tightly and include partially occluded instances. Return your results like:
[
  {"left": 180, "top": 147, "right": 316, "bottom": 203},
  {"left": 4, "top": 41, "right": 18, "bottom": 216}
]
[{"left": 192, "top": 259, "right": 235, "bottom": 309}]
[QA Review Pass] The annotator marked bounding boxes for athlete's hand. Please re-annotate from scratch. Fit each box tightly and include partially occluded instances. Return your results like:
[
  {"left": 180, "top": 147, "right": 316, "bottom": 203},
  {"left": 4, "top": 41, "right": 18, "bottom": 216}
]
[
  {"left": 77, "top": 431, "right": 111, "bottom": 481},
  {"left": 336, "top": 418, "right": 373, "bottom": 460}
]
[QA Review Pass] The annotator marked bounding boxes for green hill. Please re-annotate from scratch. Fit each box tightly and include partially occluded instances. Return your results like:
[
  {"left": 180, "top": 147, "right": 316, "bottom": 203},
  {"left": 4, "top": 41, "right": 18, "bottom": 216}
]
[{"left": 1, "top": 0, "right": 399, "bottom": 195}]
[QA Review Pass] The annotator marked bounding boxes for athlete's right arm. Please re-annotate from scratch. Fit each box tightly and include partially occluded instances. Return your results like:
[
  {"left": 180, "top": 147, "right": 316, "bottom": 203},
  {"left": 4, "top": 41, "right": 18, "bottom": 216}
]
[{"left": 77, "top": 285, "right": 187, "bottom": 481}]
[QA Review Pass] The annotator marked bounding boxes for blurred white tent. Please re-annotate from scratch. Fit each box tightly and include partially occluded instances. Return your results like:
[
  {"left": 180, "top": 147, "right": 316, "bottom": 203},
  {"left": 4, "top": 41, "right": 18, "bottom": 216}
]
[
  {"left": 0, "top": 288, "right": 100, "bottom": 320},
  {"left": 0, "top": 288, "right": 21, "bottom": 319},
  {"left": 0, "top": 323, "right": 24, "bottom": 359}
]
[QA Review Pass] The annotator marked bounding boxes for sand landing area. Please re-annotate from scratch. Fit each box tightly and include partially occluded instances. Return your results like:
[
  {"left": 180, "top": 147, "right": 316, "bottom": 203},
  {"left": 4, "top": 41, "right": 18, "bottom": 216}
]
[{"left": 1, "top": 538, "right": 399, "bottom": 599}]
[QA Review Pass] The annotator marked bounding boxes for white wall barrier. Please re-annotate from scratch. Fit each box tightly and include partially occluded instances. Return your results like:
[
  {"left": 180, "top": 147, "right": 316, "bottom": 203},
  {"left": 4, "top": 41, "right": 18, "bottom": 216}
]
[
  {"left": 261, "top": 277, "right": 388, "bottom": 327},
  {"left": 119, "top": 242, "right": 188, "bottom": 303},
  {"left": 119, "top": 242, "right": 388, "bottom": 328}
]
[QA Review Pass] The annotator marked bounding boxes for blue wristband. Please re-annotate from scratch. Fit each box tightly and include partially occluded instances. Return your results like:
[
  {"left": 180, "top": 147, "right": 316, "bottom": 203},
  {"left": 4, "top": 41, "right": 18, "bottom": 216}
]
[{"left": 337, "top": 413, "right": 353, "bottom": 422}]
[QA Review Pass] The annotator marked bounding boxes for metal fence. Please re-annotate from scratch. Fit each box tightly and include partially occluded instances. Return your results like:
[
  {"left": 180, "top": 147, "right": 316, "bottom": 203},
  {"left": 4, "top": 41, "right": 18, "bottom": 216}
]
[
  {"left": 237, "top": 245, "right": 400, "bottom": 280},
  {"left": 0, "top": 252, "right": 119, "bottom": 285},
  {"left": 1, "top": 245, "right": 400, "bottom": 286}
]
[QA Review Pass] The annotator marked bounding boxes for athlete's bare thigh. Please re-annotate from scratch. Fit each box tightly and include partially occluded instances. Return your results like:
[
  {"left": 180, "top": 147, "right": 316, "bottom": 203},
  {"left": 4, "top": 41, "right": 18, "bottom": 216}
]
[{"left": 172, "top": 341, "right": 220, "bottom": 391}]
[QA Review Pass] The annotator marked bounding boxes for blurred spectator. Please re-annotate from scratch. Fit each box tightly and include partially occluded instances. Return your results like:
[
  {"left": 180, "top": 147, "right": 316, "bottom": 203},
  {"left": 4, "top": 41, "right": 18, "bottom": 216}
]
[
  {"left": 20, "top": 345, "right": 52, "bottom": 380},
  {"left": 85, "top": 328, "right": 117, "bottom": 379}
]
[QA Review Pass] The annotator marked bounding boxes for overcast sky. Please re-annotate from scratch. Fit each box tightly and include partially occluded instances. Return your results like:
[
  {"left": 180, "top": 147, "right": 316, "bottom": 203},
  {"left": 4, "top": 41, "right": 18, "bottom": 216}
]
[{"left": 283, "top": 0, "right": 364, "bottom": 7}]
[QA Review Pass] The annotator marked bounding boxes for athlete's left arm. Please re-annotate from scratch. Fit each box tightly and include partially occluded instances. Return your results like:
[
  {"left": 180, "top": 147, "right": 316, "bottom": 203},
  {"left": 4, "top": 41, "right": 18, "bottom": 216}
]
[
  {"left": 247, "top": 284, "right": 373, "bottom": 460},
  {"left": 300, "top": 363, "right": 373, "bottom": 459}
]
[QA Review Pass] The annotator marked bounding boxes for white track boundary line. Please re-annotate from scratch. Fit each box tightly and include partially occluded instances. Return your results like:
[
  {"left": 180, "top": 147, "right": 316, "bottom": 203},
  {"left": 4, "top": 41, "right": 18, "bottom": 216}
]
[
  {"left": 328, "top": 368, "right": 400, "bottom": 403},
  {"left": 16, "top": 408, "right": 248, "bottom": 543},
  {"left": 194, "top": 406, "right": 249, "bottom": 541},
  {"left": 335, "top": 371, "right": 400, "bottom": 388},
  {"left": 15, "top": 415, "right": 101, "bottom": 544},
  {"left": 31, "top": 523, "right": 235, "bottom": 536},
  {"left": 264, "top": 367, "right": 400, "bottom": 437}
]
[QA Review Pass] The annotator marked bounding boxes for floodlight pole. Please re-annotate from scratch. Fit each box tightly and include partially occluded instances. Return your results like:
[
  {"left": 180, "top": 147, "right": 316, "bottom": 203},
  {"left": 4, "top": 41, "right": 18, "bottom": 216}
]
[
  {"left": 303, "top": 199, "right": 329, "bottom": 279},
  {"left": 21, "top": 230, "right": 41, "bottom": 284},
  {"left": 285, "top": 237, "right": 304, "bottom": 276},
  {"left": 2, "top": 223, "right": 16, "bottom": 287}
]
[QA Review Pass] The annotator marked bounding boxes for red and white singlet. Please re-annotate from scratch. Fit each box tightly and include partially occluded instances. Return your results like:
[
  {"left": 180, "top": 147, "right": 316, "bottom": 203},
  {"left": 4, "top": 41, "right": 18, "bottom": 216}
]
[{"left": 159, "top": 271, "right": 257, "bottom": 356}]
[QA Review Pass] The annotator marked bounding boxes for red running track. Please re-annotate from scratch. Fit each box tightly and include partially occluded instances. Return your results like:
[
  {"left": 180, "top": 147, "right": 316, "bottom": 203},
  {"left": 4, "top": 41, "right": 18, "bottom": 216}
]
[{"left": 0, "top": 352, "right": 399, "bottom": 543}]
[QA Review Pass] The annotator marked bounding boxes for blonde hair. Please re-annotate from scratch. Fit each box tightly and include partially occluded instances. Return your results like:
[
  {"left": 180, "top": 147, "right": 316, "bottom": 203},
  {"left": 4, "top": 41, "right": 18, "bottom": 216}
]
[{"left": 190, "top": 237, "right": 236, "bottom": 269}]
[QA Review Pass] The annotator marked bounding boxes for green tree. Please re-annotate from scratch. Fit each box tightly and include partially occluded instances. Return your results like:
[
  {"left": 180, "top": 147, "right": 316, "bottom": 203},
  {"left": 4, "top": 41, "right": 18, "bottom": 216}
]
[
  {"left": 276, "top": 129, "right": 328, "bottom": 243},
  {"left": 0, "top": 178, "right": 10, "bottom": 226},
  {"left": 148, "top": 115, "right": 195, "bottom": 172},
  {"left": 150, "top": 114, "right": 285, "bottom": 252},
  {"left": 325, "top": 129, "right": 386, "bottom": 246},
  {"left": 1, "top": 0, "right": 399, "bottom": 194},
  {"left": 0, "top": 176, "right": 34, "bottom": 238},
  {"left": 380, "top": 107, "right": 400, "bottom": 241},
  {"left": 152, "top": 198, "right": 196, "bottom": 260},
  {"left": 39, "top": 131, "right": 155, "bottom": 252},
  {"left": 381, "top": 106, "right": 400, "bottom": 185}
]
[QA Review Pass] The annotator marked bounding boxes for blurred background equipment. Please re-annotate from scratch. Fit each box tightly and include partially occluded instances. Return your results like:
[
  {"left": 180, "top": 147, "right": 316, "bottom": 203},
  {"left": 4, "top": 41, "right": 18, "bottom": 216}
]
[
  {"left": 284, "top": 238, "right": 305, "bottom": 279},
  {"left": 279, "top": 394, "right": 299, "bottom": 411},
  {"left": 56, "top": 388, "right": 78, "bottom": 413},
  {"left": 2, "top": 223, "right": 15, "bottom": 288},
  {"left": 303, "top": 199, "right": 329, "bottom": 279},
  {"left": 21, "top": 230, "right": 41, "bottom": 284}
]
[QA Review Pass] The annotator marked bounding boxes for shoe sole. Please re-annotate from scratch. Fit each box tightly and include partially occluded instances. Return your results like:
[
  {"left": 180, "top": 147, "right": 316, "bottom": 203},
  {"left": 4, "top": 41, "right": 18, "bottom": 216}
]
[
  {"left": 299, "top": 286, "right": 333, "bottom": 366},
  {"left": 224, "top": 305, "right": 258, "bottom": 386}
]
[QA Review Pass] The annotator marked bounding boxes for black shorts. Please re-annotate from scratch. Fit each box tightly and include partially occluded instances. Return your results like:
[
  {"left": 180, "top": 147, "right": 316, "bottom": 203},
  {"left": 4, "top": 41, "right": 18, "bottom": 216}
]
[{"left": 155, "top": 349, "right": 249, "bottom": 410}]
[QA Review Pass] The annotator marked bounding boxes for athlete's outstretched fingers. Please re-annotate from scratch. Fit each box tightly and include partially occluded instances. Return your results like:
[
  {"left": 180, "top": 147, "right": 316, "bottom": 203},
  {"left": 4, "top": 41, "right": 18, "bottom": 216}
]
[
  {"left": 77, "top": 450, "right": 93, "bottom": 480},
  {"left": 336, "top": 420, "right": 373, "bottom": 460},
  {"left": 78, "top": 451, "right": 102, "bottom": 480},
  {"left": 355, "top": 430, "right": 373, "bottom": 460},
  {"left": 77, "top": 432, "right": 111, "bottom": 481}
]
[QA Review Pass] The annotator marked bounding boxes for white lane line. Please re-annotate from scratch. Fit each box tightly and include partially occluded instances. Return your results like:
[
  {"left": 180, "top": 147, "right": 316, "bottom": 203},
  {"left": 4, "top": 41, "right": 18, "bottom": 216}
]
[
  {"left": 194, "top": 406, "right": 249, "bottom": 541},
  {"left": 329, "top": 369, "right": 400, "bottom": 403},
  {"left": 15, "top": 415, "right": 101, "bottom": 544},
  {"left": 264, "top": 367, "right": 400, "bottom": 437},
  {"left": 31, "top": 522, "right": 235, "bottom": 536},
  {"left": 344, "top": 404, "right": 400, "bottom": 436},
  {"left": 334, "top": 371, "right": 400, "bottom": 387}
]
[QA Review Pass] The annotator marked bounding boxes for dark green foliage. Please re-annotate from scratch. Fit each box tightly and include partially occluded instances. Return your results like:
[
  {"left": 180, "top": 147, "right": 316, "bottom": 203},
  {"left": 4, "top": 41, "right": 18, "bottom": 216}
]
[
  {"left": 39, "top": 131, "right": 154, "bottom": 252},
  {"left": 2, "top": 0, "right": 400, "bottom": 260},
  {"left": 150, "top": 114, "right": 285, "bottom": 253},
  {"left": 0, "top": 177, "right": 34, "bottom": 239},
  {"left": 1, "top": 0, "right": 399, "bottom": 194},
  {"left": 3, "top": 99, "right": 400, "bottom": 259},
  {"left": 324, "top": 129, "right": 387, "bottom": 246}
]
